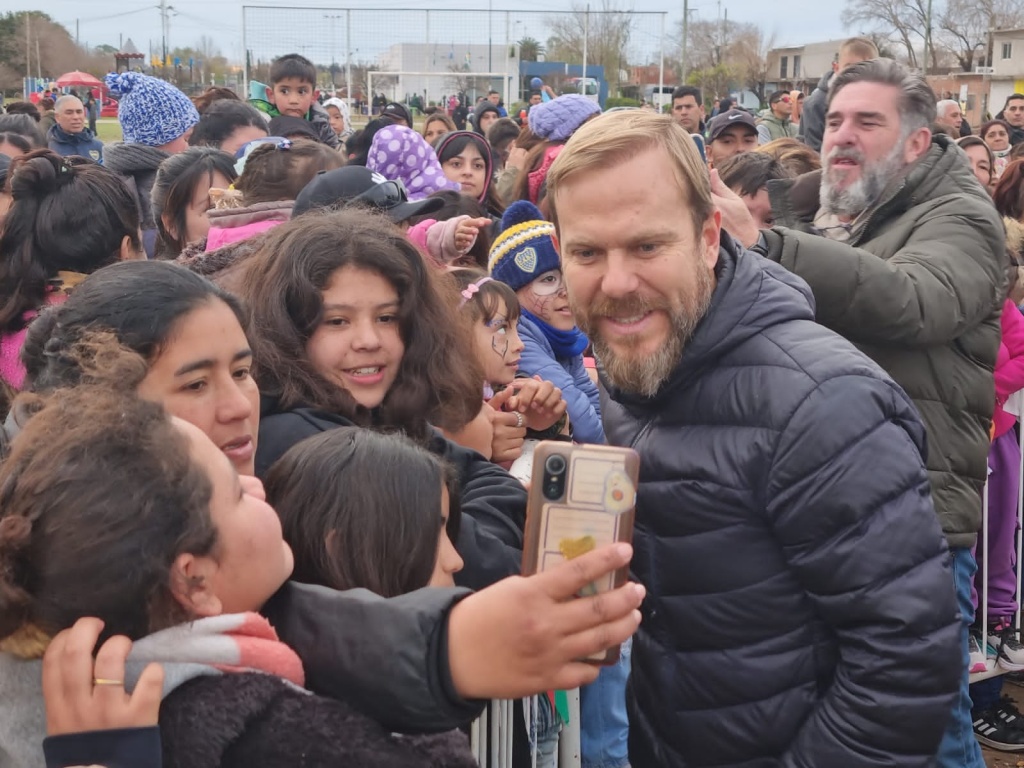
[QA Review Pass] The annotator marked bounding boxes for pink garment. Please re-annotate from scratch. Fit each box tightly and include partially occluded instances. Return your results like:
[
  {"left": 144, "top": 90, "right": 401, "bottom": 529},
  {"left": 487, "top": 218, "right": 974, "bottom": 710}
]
[
  {"left": 994, "top": 299, "right": 1024, "bottom": 438},
  {"left": 206, "top": 219, "right": 283, "bottom": 252},
  {"left": 0, "top": 292, "right": 70, "bottom": 390},
  {"left": 528, "top": 144, "right": 564, "bottom": 205},
  {"left": 407, "top": 215, "right": 475, "bottom": 267}
]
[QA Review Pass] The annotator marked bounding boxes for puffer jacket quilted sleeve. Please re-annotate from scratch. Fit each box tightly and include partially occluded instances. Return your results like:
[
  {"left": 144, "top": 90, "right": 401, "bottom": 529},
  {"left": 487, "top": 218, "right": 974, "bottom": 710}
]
[{"left": 768, "top": 367, "right": 960, "bottom": 766}]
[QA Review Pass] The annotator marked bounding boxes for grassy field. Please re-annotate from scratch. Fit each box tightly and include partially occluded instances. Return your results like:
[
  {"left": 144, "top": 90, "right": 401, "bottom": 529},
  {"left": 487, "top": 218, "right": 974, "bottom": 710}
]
[{"left": 95, "top": 118, "right": 122, "bottom": 143}]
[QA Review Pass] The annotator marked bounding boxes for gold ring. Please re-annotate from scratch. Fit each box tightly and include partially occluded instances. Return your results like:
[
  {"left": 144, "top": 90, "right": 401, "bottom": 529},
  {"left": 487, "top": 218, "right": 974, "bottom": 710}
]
[
  {"left": 93, "top": 678, "right": 124, "bottom": 687},
  {"left": 514, "top": 412, "right": 525, "bottom": 428}
]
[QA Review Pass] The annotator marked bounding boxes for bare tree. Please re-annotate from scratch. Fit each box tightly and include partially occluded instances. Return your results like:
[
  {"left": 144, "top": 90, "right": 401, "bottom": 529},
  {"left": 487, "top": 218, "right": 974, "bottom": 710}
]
[
  {"left": 733, "top": 26, "right": 777, "bottom": 104},
  {"left": 938, "top": 0, "right": 1024, "bottom": 71},
  {"left": 671, "top": 17, "right": 771, "bottom": 102},
  {"left": 545, "top": 0, "right": 632, "bottom": 94},
  {"left": 840, "top": 0, "right": 928, "bottom": 68}
]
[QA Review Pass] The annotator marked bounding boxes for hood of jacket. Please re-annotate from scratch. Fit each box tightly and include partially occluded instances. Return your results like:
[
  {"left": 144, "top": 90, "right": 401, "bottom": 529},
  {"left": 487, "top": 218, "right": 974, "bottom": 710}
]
[
  {"left": 472, "top": 100, "right": 501, "bottom": 134},
  {"left": 102, "top": 141, "right": 169, "bottom": 174},
  {"left": 606, "top": 234, "right": 816, "bottom": 413},
  {"left": 769, "top": 133, "right": 988, "bottom": 239}
]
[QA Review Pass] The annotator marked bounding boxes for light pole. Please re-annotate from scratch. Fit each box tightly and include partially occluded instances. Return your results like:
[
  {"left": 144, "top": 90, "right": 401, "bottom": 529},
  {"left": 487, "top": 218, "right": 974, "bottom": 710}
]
[{"left": 682, "top": 0, "right": 689, "bottom": 83}]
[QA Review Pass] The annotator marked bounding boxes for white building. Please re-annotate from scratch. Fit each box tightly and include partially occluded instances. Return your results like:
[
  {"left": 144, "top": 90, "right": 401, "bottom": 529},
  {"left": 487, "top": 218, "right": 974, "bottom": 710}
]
[
  {"left": 766, "top": 39, "right": 846, "bottom": 93},
  {"left": 987, "top": 28, "right": 1024, "bottom": 116},
  {"left": 374, "top": 43, "right": 520, "bottom": 106}
]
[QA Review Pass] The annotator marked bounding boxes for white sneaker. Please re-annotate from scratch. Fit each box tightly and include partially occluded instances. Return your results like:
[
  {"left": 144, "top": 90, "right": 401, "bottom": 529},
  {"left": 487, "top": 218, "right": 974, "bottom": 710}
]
[{"left": 988, "top": 623, "right": 1024, "bottom": 671}]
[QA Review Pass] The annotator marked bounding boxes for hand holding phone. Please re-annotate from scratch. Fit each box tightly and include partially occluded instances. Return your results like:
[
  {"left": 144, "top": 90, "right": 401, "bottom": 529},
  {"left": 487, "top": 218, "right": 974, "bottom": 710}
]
[{"left": 522, "top": 442, "right": 639, "bottom": 664}]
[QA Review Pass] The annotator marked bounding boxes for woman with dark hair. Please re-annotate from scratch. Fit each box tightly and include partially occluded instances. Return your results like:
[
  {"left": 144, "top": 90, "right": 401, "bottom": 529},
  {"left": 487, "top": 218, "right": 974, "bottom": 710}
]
[
  {"left": 0, "top": 132, "right": 32, "bottom": 159},
  {"left": 0, "top": 150, "right": 141, "bottom": 389},
  {"left": 0, "top": 373, "right": 476, "bottom": 768},
  {"left": 266, "top": 427, "right": 464, "bottom": 595},
  {"left": 957, "top": 135, "right": 996, "bottom": 193},
  {"left": 435, "top": 130, "right": 505, "bottom": 216},
  {"left": 22, "top": 260, "right": 258, "bottom": 476},
  {"left": 188, "top": 99, "right": 269, "bottom": 155},
  {"left": 993, "top": 159, "right": 1024, "bottom": 221},
  {"left": 0, "top": 114, "right": 46, "bottom": 149},
  {"left": 239, "top": 209, "right": 529, "bottom": 588},
  {"left": 981, "top": 119, "right": 1013, "bottom": 181},
  {"left": 151, "top": 147, "right": 238, "bottom": 258}
]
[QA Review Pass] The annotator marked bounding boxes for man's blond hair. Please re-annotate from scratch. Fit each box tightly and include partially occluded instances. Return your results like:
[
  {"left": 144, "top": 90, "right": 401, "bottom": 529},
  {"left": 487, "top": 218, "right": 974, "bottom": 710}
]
[{"left": 547, "top": 110, "right": 714, "bottom": 237}]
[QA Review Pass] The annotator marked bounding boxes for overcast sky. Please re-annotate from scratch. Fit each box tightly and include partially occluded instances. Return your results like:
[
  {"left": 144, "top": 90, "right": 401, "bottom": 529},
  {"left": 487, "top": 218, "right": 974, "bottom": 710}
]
[{"left": 27, "top": 0, "right": 850, "bottom": 66}]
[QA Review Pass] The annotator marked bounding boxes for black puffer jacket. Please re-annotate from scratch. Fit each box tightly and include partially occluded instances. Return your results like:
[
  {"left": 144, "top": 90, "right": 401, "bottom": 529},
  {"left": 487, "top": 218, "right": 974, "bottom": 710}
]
[
  {"left": 256, "top": 401, "right": 525, "bottom": 589},
  {"left": 606, "top": 240, "right": 960, "bottom": 767}
]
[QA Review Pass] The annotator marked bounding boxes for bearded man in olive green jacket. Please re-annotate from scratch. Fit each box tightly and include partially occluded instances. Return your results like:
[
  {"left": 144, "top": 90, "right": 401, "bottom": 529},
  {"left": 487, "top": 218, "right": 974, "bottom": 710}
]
[{"left": 745, "top": 59, "right": 1003, "bottom": 768}]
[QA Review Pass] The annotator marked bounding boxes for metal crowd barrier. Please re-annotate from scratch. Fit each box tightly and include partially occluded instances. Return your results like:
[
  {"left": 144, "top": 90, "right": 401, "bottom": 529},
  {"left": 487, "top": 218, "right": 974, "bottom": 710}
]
[
  {"left": 969, "top": 411, "right": 1024, "bottom": 683},
  {"left": 470, "top": 691, "right": 582, "bottom": 768}
]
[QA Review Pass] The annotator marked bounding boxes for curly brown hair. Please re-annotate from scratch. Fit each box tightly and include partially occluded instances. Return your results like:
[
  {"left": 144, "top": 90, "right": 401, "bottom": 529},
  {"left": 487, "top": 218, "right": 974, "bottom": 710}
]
[{"left": 239, "top": 209, "right": 483, "bottom": 437}]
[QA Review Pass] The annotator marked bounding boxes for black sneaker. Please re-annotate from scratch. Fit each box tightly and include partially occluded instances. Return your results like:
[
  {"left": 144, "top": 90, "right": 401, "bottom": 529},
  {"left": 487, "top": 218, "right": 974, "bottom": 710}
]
[{"left": 975, "top": 698, "right": 1024, "bottom": 750}]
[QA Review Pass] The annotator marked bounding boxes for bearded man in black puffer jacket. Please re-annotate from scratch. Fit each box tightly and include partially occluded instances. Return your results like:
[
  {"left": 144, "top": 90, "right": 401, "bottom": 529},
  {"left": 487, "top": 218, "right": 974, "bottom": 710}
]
[{"left": 547, "top": 110, "right": 960, "bottom": 767}]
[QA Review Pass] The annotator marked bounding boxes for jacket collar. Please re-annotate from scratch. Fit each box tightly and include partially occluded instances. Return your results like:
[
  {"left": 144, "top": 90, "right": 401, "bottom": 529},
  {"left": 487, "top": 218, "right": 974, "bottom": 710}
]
[
  {"left": 49, "top": 124, "right": 95, "bottom": 143},
  {"left": 604, "top": 234, "right": 816, "bottom": 412}
]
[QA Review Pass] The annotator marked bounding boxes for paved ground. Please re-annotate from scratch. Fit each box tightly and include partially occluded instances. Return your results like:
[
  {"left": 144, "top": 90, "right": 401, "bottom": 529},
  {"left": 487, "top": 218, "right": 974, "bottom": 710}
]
[{"left": 984, "top": 679, "right": 1024, "bottom": 767}]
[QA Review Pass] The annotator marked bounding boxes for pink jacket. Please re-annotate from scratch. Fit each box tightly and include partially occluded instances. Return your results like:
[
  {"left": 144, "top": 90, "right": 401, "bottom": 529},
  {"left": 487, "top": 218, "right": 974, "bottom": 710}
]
[
  {"left": 0, "top": 285, "right": 76, "bottom": 390},
  {"left": 406, "top": 216, "right": 476, "bottom": 267},
  {"left": 994, "top": 299, "right": 1024, "bottom": 438},
  {"left": 204, "top": 200, "right": 293, "bottom": 253}
]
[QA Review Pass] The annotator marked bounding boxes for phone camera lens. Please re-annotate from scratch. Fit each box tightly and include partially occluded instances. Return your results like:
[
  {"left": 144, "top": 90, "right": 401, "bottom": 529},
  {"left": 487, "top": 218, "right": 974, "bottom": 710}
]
[{"left": 545, "top": 455, "right": 566, "bottom": 475}]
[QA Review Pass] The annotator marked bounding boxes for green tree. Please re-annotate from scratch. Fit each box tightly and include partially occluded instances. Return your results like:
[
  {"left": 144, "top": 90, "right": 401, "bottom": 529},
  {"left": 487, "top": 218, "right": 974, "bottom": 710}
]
[{"left": 517, "top": 36, "right": 544, "bottom": 62}]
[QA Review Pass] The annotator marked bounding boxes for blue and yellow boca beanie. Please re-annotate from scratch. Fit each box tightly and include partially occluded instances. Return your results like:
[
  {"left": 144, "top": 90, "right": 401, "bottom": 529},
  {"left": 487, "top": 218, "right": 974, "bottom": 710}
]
[{"left": 488, "top": 200, "right": 559, "bottom": 291}]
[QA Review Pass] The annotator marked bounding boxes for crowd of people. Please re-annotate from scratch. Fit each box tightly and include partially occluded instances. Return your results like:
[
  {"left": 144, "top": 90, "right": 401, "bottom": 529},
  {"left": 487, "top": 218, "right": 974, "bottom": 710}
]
[{"left": 0, "top": 38, "right": 1020, "bottom": 768}]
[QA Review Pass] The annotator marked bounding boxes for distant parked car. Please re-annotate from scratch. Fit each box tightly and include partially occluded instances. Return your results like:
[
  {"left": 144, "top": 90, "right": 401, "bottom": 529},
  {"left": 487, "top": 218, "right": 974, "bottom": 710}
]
[{"left": 100, "top": 96, "right": 118, "bottom": 118}]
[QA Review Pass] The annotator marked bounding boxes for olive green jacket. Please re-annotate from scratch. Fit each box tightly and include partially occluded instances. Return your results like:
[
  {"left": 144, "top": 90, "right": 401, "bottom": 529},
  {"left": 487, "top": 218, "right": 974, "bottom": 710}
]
[{"left": 765, "top": 134, "right": 1006, "bottom": 548}]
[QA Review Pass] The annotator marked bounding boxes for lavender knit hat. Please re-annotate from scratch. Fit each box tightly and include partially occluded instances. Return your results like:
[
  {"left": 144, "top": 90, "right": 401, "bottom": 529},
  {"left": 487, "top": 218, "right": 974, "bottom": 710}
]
[
  {"left": 366, "top": 124, "right": 460, "bottom": 201},
  {"left": 528, "top": 94, "right": 601, "bottom": 142},
  {"left": 105, "top": 71, "right": 200, "bottom": 147}
]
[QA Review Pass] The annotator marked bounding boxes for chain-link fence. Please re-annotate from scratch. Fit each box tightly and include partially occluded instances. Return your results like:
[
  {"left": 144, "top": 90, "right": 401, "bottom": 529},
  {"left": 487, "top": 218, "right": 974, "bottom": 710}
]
[{"left": 242, "top": 6, "right": 669, "bottom": 111}]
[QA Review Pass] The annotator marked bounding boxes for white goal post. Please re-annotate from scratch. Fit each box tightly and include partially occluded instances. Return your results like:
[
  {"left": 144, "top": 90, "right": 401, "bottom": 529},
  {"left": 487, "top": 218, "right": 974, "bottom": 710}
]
[{"left": 367, "top": 70, "right": 517, "bottom": 116}]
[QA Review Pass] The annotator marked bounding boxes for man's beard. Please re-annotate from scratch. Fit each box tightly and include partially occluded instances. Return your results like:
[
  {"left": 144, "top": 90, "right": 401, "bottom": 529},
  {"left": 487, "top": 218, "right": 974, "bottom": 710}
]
[
  {"left": 573, "top": 261, "right": 715, "bottom": 398},
  {"left": 820, "top": 140, "right": 906, "bottom": 218}
]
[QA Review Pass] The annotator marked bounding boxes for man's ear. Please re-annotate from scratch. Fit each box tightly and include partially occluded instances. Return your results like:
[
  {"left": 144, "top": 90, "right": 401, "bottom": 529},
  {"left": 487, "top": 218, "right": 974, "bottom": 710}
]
[
  {"left": 169, "top": 553, "right": 222, "bottom": 618},
  {"left": 905, "top": 126, "right": 932, "bottom": 163}
]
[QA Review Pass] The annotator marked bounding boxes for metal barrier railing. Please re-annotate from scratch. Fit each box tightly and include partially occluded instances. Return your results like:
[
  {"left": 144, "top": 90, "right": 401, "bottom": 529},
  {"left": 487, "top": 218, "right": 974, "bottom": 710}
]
[
  {"left": 471, "top": 691, "right": 582, "bottom": 768},
  {"left": 969, "top": 406, "right": 1024, "bottom": 683}
]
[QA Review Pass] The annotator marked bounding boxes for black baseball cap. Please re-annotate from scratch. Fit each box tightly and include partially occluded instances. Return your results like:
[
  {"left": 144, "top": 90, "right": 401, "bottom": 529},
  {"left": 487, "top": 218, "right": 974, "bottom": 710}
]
[
  {"left": 292, "top": 166, "right": 446, "bottom": 222},
  {"left": 381, "top": 102, "right": 412, "bottom": 125},
  {"left": 708, "top": 109, "right": 757, "bottom": 142}
]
